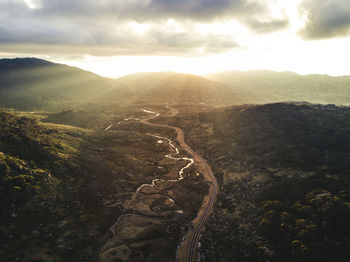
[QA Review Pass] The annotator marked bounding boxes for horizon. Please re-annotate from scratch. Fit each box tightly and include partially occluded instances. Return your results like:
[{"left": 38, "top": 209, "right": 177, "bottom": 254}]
[
  {"left": 1, "top": 1, "right": 350, "bottom": 78},
  {"left": 1, "top": 56, "right": 349, "bottom": 79},
  {"left": 50, "top": 58, "right": 350, "bottom": 79}
]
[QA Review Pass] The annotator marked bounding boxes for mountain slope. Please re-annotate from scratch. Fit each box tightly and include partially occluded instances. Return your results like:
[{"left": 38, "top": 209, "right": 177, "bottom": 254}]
[
  {"left": 0, "top": 58, "right": 131, "bottom": 110},
  {"left": 164, "top": 102, "right": 350, "bottom": 262},
  {"left": 118, "top": 72, "right": 242, "bottom": 105},
  {"left": 207, "top": 70, "right": 350, "bottom": 105}
]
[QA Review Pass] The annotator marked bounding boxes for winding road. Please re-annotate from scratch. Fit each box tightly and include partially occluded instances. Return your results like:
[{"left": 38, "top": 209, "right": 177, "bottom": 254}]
[{"left": 141, "top": 106, "right": 219, "bottom": 262}]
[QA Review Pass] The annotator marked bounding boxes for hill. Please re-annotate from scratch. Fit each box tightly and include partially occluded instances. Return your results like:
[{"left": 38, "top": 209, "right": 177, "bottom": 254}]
[
  {"left": 163, "top": 102, "right": 350, "bottom": 262},
  {"left": 3, "top": 58, "right": 350, "bottom": 110},
  {"left": 118, "top": 72, "right": 242, "bottom": 105},
  {"left": 207, "top": 70, "right": 350, "bottom": 105},
  {"left": 0, "top": 105, "right": 209, "bottom": 261},
  {"left": 0, "top": 58, "right": 131, "bottom": 110}
]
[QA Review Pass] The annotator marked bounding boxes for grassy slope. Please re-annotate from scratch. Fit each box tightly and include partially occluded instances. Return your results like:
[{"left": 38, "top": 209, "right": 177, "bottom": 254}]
[
  {"left": 0, "top": 58, "right": 131, "bottom": 111},
  {"left": 0, "top": 111, "right": 91, "bottom": 260},
  {"left": 118, "top": 72, "right": 242, "bottom": 105}
]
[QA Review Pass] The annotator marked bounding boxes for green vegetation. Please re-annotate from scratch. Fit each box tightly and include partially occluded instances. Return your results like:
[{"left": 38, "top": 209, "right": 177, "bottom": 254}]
[
  {"left": 0, "top": 111, "right": 96, "bottom": 261},
  {"left": 0, "top": 153, "right": 51, "bottom": 205},
  {"left": 164, "top": 102, "right": 350, "bottom": 262},
  {"left": 2, "top": 57, "right": 350, "bottom": 261},
  {"left": 256, "top": 190, "right": 350, "bottom": 261},
  {"left": 43, "top": 109, "right": 111, "bottom": 129},
  {"left": 0, "top": 106, "right": 208, "bottom": 261}
]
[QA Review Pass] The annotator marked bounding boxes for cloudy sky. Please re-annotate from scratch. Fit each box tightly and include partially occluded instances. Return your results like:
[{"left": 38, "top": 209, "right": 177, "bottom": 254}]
[{"left": 1, "top": 0, "right": 350, "bottom": 77}]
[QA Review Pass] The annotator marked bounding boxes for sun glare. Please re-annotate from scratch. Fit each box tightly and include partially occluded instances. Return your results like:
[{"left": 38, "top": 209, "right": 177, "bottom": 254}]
[
  {"left": 2, "top": 0, "right": 349, "bottom": 78},
  {"left": 127, "top": 22, "right": 150, "bottom": 35},
  {"left": 61, "top": 28, "right": 350, "bottom": 78},
  {"left": 23, "top": 0, "right": 41, "bottom": 10}
]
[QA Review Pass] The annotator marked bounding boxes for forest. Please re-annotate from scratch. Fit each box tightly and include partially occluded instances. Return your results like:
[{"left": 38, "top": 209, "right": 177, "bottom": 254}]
[{"left": 162, "top": 102, "right": 350, "bottom": 262}]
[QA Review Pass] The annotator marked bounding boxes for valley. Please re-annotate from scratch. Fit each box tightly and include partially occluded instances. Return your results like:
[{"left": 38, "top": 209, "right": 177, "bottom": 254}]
[
  {"left": 1, "top": 58, "right": 350, "bottom": 262},
  {"left": 2, "top": 0, "right": 350, "bottom": 261},
  {"left": 0, "top": 103, "right": 211, "bottom": 261}
]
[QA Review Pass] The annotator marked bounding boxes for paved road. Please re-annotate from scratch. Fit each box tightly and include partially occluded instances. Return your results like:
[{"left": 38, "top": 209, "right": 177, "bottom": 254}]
[{"left": 141, "top": 107, "right": 219, "bottom": 262}]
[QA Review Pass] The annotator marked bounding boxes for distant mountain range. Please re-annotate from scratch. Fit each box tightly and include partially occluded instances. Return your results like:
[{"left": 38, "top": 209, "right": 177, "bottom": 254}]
[
  {"left": 206, "top": 70, "right": 350, "bottom": 105},
  {"left": 1, "top": 58, "right": 349, "bottom": 110}
]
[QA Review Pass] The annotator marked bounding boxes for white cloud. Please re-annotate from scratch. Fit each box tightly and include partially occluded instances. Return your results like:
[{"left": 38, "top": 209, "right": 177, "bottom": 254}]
[
  {"left": 1, "top": 0, "right": 350, "bottom": 77},
  {"left": 0, "top": 0, "right": 288, "bottom": 55}
]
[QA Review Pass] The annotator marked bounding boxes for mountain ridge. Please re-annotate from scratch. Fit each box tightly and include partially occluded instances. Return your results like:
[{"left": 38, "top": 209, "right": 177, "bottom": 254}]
[
  {"left": 206, "top": 70, "right": 350, "bottom": 105},
  {"left": 1, "top": 57, "right": 350, "bottom": 110},
  {"left": 0, "top": 58, "right": 132, "bottom": 110},
  {"left": 118, "top": 71, "right": 242, "bottom": 105}
]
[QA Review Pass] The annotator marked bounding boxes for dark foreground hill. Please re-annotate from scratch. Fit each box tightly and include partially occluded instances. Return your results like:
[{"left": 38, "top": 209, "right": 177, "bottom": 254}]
[
  {"left": 0, "top": 58, "right": 131, "bottom": 110},
  {"left": 0, "top": 109, "right": 133, "bottom": 261},
  {"left": 207, "top": 70, "right": 350, "bottom": 105},
  {"left": 164, "top": 102, "right": 350, "bottom": 262},
  {"left": 118, "top": 72, "right": 242, "bottom": 105}
]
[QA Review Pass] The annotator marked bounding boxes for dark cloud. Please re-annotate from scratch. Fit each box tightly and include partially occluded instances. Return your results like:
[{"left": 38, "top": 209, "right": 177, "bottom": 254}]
[
  {"left": 144, "top": 0, "right": 255, "bottom": 21},
  {"left": 0, "top": 0, "right": 287, "bottom": 55},
  {"left": 245, "top": 18, "right": 289, "bottom": 33},
  {"left": 30, "top": 0, "right": 261, "bottom": 21},
  {"left": 299, "top": 0, "right": 350, "bottom": 39}
]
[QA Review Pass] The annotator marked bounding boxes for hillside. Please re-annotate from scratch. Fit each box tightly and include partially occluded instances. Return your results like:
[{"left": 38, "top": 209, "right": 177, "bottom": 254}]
[
  {"left": 0, "top": 58, "right": 131, "bottom": 110},
  {"left": 0, "top": 110, "right": 92, "bottom": 260},
  {"left": 207, "top": 70, "right": 350, "bottom": 105},
  {"left": 162, "top": 102, "right": 350, "bottom": 262},
  {"left": 118, "top": 72, "right": 242, "bottom": 105},
  {"left": 0, "top": 106, "right": 209, "bottom": 261},
  {"left": 3, "top": 59, "right": 350, "bottom": 110}
]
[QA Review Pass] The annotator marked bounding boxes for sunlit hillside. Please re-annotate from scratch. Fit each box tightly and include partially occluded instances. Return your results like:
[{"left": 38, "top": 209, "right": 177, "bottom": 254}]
[
  {"left": 0, "top": 58, "right": 131, "bottom": 110},
  {"left": 2, "top": 58, "right": 350, "bottom": 112},
  {"left": 118, "top": 72, "right": 242, "bottom": 105},
  {"left": 207, "top": 70, "right": 350, "bottom": 105}
]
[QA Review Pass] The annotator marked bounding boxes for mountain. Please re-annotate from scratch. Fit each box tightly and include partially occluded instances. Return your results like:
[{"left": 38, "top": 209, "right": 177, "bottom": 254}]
[
  {"left": 0, "top": 57, "right": 54, "bottom": 69},
  {"left": 0, "top": 58, "right": 131, "bottom": 110},
  {"left": 4, "top": 58, "right": 350, "bottom": 110},
  {"left": 0, "top": 58, "right": 243, "bottom": 110},
  {"left": 207, "top": 70, "right": 350, "bottom": 105},
  {"left": 117, "top": 72, "right": 242, "bottom": 105}
]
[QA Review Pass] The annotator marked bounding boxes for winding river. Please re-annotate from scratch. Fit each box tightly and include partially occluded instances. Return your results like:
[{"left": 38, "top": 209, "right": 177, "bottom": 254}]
[
  {"left": 105, "top": 107, "right": 218, "bottom": 262},
  {"left": 109, "top": 109, "right": 194, "bottom": 234}
]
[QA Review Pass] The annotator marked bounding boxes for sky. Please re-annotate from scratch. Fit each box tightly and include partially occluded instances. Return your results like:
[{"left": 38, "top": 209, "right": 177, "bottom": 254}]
[{"left": 1, "top": 0, "right": 350, "bottom": 78}]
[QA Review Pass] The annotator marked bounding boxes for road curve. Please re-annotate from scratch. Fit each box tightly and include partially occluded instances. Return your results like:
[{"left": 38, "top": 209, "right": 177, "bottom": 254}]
[{"left": 141, "top": 107, "right": 219, "bottom": 262}]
